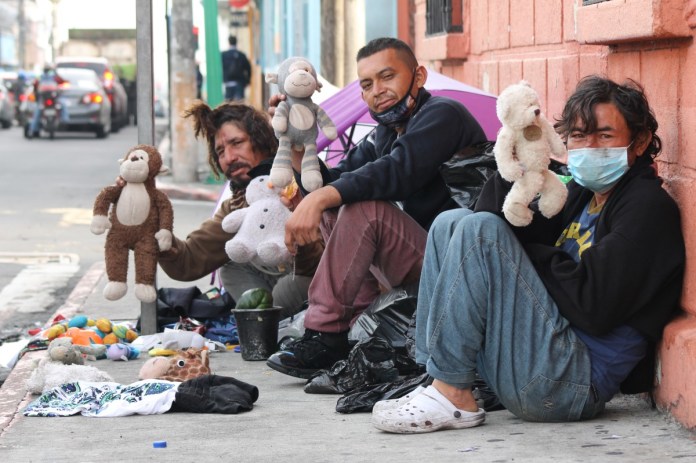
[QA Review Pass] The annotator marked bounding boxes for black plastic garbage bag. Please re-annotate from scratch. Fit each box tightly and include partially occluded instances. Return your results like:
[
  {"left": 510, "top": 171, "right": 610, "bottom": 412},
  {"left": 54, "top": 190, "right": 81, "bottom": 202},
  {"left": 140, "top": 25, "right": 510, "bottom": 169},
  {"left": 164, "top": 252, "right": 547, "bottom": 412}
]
[
  {"left": 349, "top": 284, "right": 418, "bottom": 349},
  {"left": 304, "top": 337, "right": 400, "bottom": 394},
  {"left": 439, "top": 141, "right": 498, "bottom": 209},
  {"left": 349, "top": 285, "right": 421, "bottom": 375},
  {"left": 335, "top": 372, "right": 507, "bottom": 414},
  {"left": 335, "top": 372, "right": 429, "bottom": 414}
]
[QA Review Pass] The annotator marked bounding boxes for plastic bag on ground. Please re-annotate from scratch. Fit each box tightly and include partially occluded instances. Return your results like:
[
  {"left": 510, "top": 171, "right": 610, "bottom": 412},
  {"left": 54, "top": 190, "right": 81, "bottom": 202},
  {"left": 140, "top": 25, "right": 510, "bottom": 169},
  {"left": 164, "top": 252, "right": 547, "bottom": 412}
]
[
  {"left": 277, "top": 309, "right": 306, "bottom": 342},
  {"left": 349, "top": 284, "right": 418, "bottom": 351},
  {"left": 335, "top": 372, "right": 429, "bottom": 414},
  {"left": 304, "top": 337, "right": 399, "bottom": 394},
  {"left": 334, "top": 372, "right": 507, "bottom": 413}
]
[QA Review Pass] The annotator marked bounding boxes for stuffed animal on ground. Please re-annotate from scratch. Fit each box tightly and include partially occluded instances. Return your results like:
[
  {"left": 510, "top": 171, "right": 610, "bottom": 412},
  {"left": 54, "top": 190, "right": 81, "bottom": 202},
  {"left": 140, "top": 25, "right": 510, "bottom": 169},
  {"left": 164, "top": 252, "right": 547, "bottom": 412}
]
[
  {"left": 138, "top": 348, "right": 210, "bottom": 382},
  {"left": 47, "top": 338, "right": 84, "bottom": 365},
  {"left": 26, "top": 359, "right": 114, "bottom": 394},
  {"left": 63, "top": 327, "right": 104, "bottom": 347},
  {"left": 47, "top": 337, "right": 106, "bottom": 365},
  {"left": 493, "top": 81, "right": 568, "bottom": 227},
  {"left": 106, "top": 343, "right": 140, "bottom": 361},
  {"left": 91, "top": 145, "right": 174, "bottom": 303},
  {"left": 221, "top": 175, "right": 292, "bottom": 268},
  {"left": 265, "top": 57, "right": 337, "bottom": 192}
]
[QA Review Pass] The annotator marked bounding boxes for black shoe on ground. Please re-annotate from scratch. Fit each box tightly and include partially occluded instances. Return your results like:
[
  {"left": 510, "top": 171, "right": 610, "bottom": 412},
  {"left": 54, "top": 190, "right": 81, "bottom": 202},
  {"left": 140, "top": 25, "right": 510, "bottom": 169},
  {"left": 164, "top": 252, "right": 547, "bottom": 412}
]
[{"left": 266, "top": 328, "right": 351, "bottom": 379}]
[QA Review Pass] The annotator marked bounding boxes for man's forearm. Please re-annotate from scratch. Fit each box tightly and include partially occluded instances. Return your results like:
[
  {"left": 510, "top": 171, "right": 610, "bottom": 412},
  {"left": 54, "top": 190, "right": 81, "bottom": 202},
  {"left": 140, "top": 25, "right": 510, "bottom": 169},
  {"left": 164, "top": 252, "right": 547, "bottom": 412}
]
[{"left": 309, "top": 185, "right": 343, "bottom": 211}]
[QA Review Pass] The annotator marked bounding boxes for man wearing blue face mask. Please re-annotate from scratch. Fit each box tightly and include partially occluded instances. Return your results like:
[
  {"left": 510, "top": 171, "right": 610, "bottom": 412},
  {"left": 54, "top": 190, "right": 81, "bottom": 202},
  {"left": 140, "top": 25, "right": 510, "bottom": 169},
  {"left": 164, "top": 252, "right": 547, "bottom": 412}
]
[
  {"left": 266, "top": 37, "right": 487, "bottom": 379},
  {"left": 371, "top": 76, "right": 685, "bottom": 433}
]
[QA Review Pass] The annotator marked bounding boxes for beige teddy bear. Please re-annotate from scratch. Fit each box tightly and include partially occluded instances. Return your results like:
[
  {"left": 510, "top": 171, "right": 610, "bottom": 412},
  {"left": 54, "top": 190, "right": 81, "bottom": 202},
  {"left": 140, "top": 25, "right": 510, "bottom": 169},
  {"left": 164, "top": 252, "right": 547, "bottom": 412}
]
[{"left": 493, "top": 81, "right": 568, "bottom": 227}]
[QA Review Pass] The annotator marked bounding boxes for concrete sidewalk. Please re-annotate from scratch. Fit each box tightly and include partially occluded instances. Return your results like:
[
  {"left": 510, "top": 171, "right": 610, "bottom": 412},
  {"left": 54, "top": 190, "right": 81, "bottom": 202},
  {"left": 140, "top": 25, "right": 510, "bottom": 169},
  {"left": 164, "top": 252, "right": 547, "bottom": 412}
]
[
  {"left": 1, "top": 263, "right": 695, "bottom": 462},
  {"left": 0, "top": 168, "right": 694, "bottom": 461}
]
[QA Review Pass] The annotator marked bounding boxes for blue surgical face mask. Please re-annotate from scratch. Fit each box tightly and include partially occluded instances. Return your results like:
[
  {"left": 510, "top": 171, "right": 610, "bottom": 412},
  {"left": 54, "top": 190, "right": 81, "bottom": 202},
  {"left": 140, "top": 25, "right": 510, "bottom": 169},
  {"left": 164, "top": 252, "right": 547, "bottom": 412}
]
[
  {"left": 368, "top": 70, "right": 419, "bottom": 129},
  {"left": 567, "top": 144, "right": 631, "bottom": 194}
]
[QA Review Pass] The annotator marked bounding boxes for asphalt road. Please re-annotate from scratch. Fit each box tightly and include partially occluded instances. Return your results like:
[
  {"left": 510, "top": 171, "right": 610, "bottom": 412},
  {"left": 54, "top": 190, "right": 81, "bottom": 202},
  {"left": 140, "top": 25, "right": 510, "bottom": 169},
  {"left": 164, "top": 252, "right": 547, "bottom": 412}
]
[{"left": 0, "top": 120, "right": 216, "bottom": 363}]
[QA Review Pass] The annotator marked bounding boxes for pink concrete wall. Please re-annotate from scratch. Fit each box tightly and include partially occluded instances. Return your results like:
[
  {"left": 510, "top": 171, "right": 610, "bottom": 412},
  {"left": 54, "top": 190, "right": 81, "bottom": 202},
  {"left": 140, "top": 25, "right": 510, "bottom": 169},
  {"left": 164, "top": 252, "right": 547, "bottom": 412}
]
[{"left": 413, "top": 0, "right": 696, "bottom": 429}]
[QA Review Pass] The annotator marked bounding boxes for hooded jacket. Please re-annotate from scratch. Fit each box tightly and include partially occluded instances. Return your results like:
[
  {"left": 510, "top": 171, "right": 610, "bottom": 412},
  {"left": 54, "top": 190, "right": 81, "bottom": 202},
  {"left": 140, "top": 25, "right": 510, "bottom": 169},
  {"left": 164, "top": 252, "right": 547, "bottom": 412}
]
[
  {"left": 475, "top": 154, "right": 685, "bottom": 392},
  {"left": 315, "top": 90, "right": 487, "bottom": 230}
]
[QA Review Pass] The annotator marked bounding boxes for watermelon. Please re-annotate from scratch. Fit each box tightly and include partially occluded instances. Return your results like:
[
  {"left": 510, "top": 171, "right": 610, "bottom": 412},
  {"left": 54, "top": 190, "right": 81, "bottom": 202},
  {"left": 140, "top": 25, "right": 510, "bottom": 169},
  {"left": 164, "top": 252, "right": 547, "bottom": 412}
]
[{"left": 235, "top": 288, "right": 273, "bottom": 309}]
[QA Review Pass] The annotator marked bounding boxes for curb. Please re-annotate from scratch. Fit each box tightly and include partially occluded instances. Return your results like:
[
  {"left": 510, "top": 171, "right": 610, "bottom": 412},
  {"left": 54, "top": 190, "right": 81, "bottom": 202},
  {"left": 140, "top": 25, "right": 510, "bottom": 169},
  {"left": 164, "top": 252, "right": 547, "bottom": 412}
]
[
  {"left": 155, "top": 179, "right": 220, "bottom": 203},
  {"left": 156, "top": 129, "right": 221, "bottom": 203},
  {"left": 0, "top": 262, "right": 105, "bottom": 437}
]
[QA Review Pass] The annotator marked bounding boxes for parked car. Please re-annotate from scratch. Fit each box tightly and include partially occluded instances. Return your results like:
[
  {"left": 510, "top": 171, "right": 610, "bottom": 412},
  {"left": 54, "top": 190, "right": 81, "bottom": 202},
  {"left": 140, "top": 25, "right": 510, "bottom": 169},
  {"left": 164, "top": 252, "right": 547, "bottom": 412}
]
[
  {"left": 56, "top": 57, "right": 127, "bottom": 132},
  {"left": 22, "top": 67, "right": 112, "bottom": 139},
  {"left": 0, "top": 71, "right": 36, "bottom": 126},
  {"left": 0, "top": 80, "right": 15, "bottom": 129}
]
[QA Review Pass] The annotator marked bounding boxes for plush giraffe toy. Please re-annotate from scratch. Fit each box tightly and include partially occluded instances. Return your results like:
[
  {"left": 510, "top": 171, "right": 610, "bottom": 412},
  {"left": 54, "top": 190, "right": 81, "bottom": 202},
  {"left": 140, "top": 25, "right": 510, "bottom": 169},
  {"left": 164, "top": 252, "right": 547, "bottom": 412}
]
[{"left": 138, "top": 348, "right": 210, "bottom": 382}]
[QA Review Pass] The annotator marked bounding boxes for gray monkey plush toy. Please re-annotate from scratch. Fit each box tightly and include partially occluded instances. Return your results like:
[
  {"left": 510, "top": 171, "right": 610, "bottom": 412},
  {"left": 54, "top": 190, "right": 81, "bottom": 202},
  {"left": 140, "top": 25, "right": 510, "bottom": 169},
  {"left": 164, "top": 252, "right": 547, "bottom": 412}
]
[{"left": 265, "top": 57, "right": 337, "bottom": 192}]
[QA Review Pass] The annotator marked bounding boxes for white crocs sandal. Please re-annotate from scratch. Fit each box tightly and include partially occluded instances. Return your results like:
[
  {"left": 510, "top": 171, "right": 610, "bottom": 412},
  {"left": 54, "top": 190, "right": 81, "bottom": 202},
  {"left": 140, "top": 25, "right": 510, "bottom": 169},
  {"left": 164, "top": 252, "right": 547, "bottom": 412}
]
[
  {"left": 372, "top": 386, "right": 426, "bottom": 414},
  {"left": 372, "top": 385, "right": 485, "bottom": 434}
]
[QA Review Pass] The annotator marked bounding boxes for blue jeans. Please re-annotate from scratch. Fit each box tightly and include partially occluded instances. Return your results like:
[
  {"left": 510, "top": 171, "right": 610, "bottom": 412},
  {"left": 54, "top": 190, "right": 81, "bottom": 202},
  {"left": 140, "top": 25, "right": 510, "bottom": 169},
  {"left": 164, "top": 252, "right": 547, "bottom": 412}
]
[
  {"left": 224, "top": 81, "right": 245, "bottom": 101},
  {"left": 415, "top": 209, "right": 605, "bottom": 422}
]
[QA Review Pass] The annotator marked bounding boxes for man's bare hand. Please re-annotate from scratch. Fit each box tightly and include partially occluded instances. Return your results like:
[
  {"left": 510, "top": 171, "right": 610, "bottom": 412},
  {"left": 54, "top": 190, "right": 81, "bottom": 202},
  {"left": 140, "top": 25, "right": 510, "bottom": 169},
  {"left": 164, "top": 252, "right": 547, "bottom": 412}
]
[
  {"left": 280, "top": 186, "right": 302, "bottom": 212},
  {"left": 284, "top": 186, "right": 342, "bottom": 253},
  {"left": 267, "top": 94, "right": 286, "bottom": 118},
  {"left": 115, "top": 176, "right": 126, "bottom": 187}
]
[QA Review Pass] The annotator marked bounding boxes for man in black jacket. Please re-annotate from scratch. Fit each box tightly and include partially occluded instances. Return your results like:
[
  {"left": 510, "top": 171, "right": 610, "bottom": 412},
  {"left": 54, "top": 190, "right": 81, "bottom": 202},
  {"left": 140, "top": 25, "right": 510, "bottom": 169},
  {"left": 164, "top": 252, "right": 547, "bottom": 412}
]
[
  {"left": 371, "top": 76, "right": 685, "bottom": 434},
  {"left": 221, "top": 35, "right": 251, "bottom": 101},
  {"left": 266, "top": 37, "right": 487, "bottom": 379}
]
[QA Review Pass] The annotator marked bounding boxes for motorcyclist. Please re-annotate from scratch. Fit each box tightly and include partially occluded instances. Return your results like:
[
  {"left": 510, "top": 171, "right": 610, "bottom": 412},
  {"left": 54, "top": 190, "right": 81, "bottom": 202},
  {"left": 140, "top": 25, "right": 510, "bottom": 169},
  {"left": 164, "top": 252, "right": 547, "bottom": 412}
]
[{"left": 28, "top": 64, "right": 68, "bottom": 138}]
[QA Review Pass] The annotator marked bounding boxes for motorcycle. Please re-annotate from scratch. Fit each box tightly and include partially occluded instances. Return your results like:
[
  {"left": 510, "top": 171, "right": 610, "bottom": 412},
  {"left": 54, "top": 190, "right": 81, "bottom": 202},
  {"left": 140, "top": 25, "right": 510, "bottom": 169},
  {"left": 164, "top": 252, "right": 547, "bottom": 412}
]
[{"left": 23, "top": 85, "right": 62, "bottom": 140}]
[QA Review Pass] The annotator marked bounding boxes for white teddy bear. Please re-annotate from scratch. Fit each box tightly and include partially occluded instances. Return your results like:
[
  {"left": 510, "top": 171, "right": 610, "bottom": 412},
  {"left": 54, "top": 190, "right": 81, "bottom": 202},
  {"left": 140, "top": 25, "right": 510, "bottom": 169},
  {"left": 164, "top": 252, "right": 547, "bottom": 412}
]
[
  {"left": 493, "top": 81, "right": 568, "bottom": 226},
  {"left": 221, "top": 175, "right": 292, "bottom": 268},
  {"left": 27, "top": 359, "right": 114, "bottom": 394}
]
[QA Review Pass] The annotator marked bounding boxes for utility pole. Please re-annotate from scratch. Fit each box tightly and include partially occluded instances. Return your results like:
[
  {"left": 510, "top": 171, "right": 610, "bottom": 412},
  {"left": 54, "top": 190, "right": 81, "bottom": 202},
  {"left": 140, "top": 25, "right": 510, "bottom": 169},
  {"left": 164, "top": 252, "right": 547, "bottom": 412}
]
[
  {"left": 320, "top": 0, "right": 344, "bottom": 87},
  {"left": 169, "top": 0, "right": 197, "bottom": 183},
  {"left": 135, "top": 0, "right": 156, "bottom": 334},
  {"left": 18, "top": 0, "right": 25, "bottom": 69},
  {"left": 49, "top": 0, "right": 59, "bottom": 61},
  {"left": 343, "top": 0, "right": 364, "bottom": 86}
]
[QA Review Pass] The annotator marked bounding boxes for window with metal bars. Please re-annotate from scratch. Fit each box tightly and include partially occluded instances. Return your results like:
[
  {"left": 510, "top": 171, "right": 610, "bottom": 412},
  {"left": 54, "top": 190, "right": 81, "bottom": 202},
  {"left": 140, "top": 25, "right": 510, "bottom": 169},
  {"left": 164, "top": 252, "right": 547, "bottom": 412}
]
[{"left": 426, "top": 0, "right": 463, "bottom": 35}]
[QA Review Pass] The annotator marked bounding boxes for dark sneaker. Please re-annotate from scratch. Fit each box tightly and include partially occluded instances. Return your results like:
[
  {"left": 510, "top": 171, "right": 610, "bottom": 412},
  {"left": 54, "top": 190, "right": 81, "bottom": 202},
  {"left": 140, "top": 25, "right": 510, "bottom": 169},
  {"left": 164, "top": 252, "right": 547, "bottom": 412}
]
[{"left": 266, "top": 328, "right": 351, "bottom": 379}]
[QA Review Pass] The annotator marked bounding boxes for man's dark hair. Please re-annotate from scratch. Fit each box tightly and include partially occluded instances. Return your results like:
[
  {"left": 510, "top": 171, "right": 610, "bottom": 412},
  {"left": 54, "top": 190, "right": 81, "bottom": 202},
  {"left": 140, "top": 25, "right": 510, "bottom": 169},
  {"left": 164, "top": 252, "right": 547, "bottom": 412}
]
[
  {"left": 228, "top": 35, "right": 237, "bottom": 47},
  {"left": 356, "top": 37, "right": 417, "bottom": 69},
  {"left": 184, "top": 102, "right": 278, "bottom": 178},
  {"left": 555, "top": 75, "right": 661, "bottom": 158}
]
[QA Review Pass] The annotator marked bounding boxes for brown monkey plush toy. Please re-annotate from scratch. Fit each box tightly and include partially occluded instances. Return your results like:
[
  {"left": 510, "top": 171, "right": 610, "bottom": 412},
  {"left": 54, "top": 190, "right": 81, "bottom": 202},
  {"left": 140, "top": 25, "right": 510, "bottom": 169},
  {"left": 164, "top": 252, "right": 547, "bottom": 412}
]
[{"left": 91, "top": 145, "right": 173, "bottom": 303}]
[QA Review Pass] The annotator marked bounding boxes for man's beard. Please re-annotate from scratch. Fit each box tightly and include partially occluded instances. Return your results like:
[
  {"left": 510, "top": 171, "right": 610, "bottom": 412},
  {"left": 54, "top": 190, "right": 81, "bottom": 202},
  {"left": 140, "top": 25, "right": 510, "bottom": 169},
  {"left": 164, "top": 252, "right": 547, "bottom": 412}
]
[{"left": 225, "top": 162, "right": 252, "bottom": 189}]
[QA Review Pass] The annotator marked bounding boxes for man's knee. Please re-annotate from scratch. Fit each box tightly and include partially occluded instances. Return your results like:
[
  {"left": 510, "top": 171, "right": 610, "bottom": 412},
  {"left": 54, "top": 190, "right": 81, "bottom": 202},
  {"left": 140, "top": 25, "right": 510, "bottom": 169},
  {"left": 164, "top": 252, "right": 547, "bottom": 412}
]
[
  {"left": 432, "top": 208, "right": 474, "bottom": 230},
  {"left": 337, "top": 200, "right": 397, "bottom": 222},
  {"left": 272, "top": 275, "right": 311, "bottom": 318}
]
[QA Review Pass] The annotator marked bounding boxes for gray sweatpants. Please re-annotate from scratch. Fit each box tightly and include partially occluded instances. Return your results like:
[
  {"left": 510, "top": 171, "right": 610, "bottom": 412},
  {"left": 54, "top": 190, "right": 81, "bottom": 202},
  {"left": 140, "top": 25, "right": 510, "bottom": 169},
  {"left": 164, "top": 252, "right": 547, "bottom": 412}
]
[{"left": 219, "top": 260, "right": 312, "bottom": 319}]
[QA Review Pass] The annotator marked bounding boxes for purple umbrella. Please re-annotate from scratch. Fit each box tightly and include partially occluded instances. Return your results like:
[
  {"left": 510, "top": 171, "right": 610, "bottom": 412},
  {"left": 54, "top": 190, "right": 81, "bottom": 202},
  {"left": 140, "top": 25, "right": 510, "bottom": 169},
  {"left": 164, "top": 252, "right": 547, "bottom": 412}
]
[{"left": 317, "top": 70, "right": 501, "bottom": 166}]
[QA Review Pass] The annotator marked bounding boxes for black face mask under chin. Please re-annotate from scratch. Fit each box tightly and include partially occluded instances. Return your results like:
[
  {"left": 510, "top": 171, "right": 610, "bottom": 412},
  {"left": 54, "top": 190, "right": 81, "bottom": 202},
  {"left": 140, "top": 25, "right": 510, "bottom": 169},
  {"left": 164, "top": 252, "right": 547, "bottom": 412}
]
[{"left": 368, "top": 72, "right": 421, "bottom": 129}]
